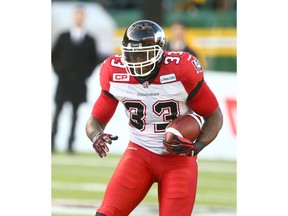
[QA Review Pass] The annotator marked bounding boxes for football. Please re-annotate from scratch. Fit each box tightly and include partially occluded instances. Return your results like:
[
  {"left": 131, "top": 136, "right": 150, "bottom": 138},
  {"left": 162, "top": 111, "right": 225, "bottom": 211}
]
[{"left": 164, "top": 113, "right": 203, "bottom": 144}]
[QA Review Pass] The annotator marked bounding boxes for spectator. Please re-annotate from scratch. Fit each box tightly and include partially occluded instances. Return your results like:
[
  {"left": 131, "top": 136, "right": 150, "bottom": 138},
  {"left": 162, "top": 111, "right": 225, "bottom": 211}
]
[
  {"left": 166, "top": 21, "right": 199, "bottom": 57},
  {"left": 52, "top": 5, "right": 99, "bottom": 153},
  {"left": 166, "top": 20, "right": 207, "bottom": 68}
]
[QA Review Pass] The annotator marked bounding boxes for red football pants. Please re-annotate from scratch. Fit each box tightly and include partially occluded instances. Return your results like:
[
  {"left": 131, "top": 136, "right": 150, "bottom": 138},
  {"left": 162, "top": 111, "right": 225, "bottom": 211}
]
[{"left": 97, "top": 141, "right": 198, "bottom": 216}]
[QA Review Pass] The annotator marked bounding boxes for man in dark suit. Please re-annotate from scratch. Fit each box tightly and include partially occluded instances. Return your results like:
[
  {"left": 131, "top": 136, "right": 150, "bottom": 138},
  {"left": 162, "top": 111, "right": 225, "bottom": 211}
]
[{"left": 52, "top": 5, "right": 99, "bottom": 153}]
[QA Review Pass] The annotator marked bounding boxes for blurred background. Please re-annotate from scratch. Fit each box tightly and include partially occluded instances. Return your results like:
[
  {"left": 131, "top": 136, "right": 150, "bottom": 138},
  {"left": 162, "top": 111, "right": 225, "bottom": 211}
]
[
  {"left": 51, "top": 0, "right": 236, "bottom": 215},
  {"left": 52, "top": 0, "right": 236, "bottom": 71},
  {"left": 51, "top": 0, "right": 236, "bottom": 158}
]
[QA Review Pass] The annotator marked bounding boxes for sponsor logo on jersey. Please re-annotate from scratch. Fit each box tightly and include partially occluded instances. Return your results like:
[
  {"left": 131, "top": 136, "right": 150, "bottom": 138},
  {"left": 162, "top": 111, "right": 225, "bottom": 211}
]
[
  {"left": 137, "top": 92, "right": 160, "bottom": 97},
  {"left": 192, "top": 58, "right": 203, "bottom": 73},
  {"left": 112, "top": 73, "right": 130, "bottom": 81},
  {"left": 160, "top": 73, "right": 176, "bottom": 83}
]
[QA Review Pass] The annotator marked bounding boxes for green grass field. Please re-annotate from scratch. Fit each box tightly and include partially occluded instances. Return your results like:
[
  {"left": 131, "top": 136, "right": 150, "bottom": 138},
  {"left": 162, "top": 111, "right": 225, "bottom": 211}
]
[{"left": 52, "top": 152, "right": 236, "bottom": 216}]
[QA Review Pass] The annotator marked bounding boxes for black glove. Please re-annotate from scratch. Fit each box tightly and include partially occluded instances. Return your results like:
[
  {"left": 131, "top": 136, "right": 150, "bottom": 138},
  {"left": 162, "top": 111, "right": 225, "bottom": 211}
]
[
  {"left": 163, "top": 135, "right": 206, "bottom": 156},
  {"left": 92, "top": 132, "right": 118, "bottom": 158}
]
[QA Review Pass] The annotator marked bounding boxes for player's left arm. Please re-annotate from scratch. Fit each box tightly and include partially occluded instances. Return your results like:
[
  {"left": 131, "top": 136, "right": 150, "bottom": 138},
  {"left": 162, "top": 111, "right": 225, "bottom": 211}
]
[
  {"left": 187, "top": 81, "right": 223, "bottom": 155},
  {"left": 182, "top": 53, "right": 223, "bottom": 155}
]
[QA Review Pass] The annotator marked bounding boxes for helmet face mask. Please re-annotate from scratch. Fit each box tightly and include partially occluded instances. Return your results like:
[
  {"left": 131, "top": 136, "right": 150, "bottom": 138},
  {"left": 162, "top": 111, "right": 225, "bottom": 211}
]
[
  {"left": 121, "top": 44, "right": 164, "bottom": 77},
  {"left": 121, "top": 20, "right": 166, "bottom": 77}
]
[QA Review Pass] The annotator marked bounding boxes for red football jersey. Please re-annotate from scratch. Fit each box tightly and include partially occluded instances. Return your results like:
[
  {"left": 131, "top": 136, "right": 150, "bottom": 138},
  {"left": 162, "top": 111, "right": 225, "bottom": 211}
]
[{"left": 92, "top": 51, "right": 218, "bottom": 154}]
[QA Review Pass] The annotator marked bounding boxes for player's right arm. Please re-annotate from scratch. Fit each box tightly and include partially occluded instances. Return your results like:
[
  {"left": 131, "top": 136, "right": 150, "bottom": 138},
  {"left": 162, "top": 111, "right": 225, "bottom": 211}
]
[
  {"left": 86, "top": 90, "right": 118, "bottom": 141},
  {"left": 85, "top": 56, "right": 120, "bottom": 157},
  {"left": 86, "top": 90, "right": 119, "bottom": 158}
]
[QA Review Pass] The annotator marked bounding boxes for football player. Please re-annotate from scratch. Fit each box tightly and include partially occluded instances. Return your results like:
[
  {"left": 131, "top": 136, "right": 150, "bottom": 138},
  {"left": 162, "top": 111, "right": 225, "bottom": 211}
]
[{"left": 86, "top": 20, "right": 223, "bottom": 216}]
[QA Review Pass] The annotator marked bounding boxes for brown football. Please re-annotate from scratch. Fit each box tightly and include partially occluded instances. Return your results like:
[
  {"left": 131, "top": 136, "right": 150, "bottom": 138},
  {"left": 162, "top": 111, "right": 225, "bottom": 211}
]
[{"left": 164, "top": 113, "right": 203, "bottom": 144}]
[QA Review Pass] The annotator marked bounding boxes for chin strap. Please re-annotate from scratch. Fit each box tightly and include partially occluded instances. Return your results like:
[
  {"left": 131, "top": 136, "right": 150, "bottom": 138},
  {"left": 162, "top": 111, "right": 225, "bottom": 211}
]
[{"left": 134, "top": 57, "right": 163, "bottom": 85}]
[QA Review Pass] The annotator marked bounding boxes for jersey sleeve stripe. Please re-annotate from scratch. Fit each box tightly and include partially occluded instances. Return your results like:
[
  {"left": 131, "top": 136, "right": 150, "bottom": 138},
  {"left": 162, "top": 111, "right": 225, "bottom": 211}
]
[{"left": 187, "top": 78, "right": 204, "bottom": 101}]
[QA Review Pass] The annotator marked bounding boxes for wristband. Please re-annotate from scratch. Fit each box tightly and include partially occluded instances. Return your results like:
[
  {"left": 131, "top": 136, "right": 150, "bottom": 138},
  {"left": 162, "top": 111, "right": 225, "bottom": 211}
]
[{"left": 194, "top": 141, "right": 206, "bottom": 155}]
